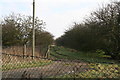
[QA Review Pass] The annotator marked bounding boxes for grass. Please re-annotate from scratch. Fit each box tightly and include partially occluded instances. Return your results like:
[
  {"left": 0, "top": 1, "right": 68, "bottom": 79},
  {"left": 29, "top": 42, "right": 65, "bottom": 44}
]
[
  {"left": 50, "top": 46, "right": 120, "bottom": 78},
  {"left": 2, "top": 59, "right": 52, "bottom": 71},
  {"left": 50, "top": 46, "right": 118, "bottom": 63}
]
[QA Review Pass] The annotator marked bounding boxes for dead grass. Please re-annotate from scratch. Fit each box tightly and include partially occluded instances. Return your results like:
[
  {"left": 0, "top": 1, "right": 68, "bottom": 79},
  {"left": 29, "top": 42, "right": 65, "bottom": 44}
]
[{"left": 2, "top": 46, "right": 41, "bottom": 56}]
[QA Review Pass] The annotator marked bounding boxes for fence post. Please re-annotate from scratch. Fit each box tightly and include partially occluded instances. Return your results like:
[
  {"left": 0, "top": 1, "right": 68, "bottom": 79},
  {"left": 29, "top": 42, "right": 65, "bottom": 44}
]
[
  {"left": 45, "top": 45, "right": 50, "bottom": 58},
  {"left": 23, "top": 44, "right": 26, "bottom": 59}
]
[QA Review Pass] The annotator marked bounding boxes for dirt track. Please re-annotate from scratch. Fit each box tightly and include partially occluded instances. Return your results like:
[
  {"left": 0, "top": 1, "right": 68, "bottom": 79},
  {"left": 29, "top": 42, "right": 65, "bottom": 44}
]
[{"left": 2, "top": 60, "right": 88, "bottom": 78}]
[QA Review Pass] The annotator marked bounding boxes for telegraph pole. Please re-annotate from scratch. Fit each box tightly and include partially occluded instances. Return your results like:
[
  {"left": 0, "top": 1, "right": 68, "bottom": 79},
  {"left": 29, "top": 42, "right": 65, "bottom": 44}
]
[{"left": 32, "top": 0, "right": 35, "bottom": 59}]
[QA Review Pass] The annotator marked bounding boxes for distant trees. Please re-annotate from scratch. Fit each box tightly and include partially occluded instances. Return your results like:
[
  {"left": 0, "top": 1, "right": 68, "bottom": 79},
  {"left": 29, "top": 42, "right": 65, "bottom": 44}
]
[
  {"left": 56, "top": 1, "right": 120, "bottom": 60},
  {"left": 1, "top": 13, "right": 54, "bottom": 47}
]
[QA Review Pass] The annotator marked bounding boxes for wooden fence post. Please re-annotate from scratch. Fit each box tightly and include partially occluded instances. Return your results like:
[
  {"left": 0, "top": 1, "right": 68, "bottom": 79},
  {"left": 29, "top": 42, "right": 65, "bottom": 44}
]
[
  {"left": 45, "top": 45, "right": 50, "bottom": 58},
  {"left": 23, "top": 44, "right": 26, "bottom": 59}
]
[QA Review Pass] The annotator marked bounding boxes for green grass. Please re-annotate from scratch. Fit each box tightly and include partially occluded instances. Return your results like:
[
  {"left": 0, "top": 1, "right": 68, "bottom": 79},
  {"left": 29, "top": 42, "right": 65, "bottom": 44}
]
[
  {"left": 2, "top": 59, "right": 52, "bottom": 71},
  {"left": 50, "top": 46, "right": 118, "bottom": 63}
]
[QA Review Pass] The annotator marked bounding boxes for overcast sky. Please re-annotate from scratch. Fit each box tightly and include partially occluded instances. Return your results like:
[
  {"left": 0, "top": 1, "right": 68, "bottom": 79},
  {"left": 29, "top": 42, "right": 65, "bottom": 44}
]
[{"left": 0, "top": 0, "right": 111, "bottom": 39}]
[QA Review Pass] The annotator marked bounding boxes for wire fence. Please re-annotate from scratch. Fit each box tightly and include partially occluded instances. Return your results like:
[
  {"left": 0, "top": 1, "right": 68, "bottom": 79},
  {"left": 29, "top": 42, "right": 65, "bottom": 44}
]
[
  {"left": 2, "top": 53, "right": 88, "bottom": 79},
  {"left": 2, "top": 46, "right": 120, "bottom": 79}
]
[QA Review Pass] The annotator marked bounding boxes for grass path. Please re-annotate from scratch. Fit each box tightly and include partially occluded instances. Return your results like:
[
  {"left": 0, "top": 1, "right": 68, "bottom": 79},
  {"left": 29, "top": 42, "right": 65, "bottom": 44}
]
[{"left": 50, "top": 46, "right": 119, "bottom": 63}]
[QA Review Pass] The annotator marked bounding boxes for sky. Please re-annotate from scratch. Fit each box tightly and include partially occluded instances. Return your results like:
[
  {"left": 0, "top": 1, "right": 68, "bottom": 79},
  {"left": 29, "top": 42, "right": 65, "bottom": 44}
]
[{"left": 0, "top": 0, "right": 111, "bottom": 39}]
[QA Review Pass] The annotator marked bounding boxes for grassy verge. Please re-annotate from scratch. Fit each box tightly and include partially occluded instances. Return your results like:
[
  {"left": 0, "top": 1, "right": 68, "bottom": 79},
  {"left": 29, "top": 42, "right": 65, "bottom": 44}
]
[
  {"left": 50, "top": 46, "right": 118, "bottom": 63},
  {"left": 2, "top": 59, "right": 52, "bottom": 71}
]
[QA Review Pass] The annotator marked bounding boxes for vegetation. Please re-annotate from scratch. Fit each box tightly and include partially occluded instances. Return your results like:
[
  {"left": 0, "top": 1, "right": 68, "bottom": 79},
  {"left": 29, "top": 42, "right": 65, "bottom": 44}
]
[
  {"left": 1, "top": 1, "right": 120, "bottom": 79},
  {"left": 1, "top": 13, "right": 54, "bottom": 56},
  {"left": 50, "top": 46, "right": 120, "bottom": 78},
  {"left": 1, "top": 13, "right": 54, "bottom": 46},
  {"left": 56, "top": 1, "right": 120, "bottom": 60},
  {"left": 50, "top": 46, "right": 118, "bottom": 63},
  {"left": 58, "top": 63, "right": 120, "bottom": 78}
]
